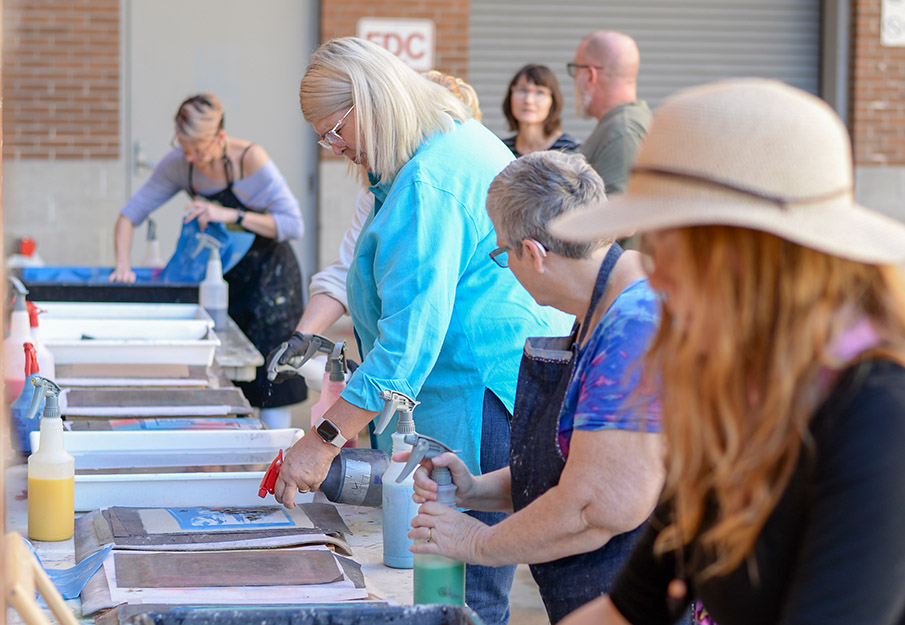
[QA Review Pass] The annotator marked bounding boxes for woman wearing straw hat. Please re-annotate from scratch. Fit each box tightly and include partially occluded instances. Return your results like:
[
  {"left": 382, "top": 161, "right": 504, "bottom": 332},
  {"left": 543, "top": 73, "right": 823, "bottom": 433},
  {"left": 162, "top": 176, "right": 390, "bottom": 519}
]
[{"left": 553, "top": 79, "right": 905, "bottom": 625}]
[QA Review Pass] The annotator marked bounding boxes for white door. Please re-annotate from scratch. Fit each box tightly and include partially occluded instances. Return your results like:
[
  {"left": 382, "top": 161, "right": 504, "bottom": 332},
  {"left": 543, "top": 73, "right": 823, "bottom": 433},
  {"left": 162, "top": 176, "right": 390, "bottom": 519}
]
[{"left": 124, "top": 0, "right": 319, "bottom": 286}]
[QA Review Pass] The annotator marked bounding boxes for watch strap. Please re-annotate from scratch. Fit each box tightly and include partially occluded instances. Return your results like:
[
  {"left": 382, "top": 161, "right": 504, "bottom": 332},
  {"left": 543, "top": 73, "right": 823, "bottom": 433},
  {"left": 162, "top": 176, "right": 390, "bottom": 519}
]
[
  {"left": 314, "top": 417, "right": 347, "bottom": 448},
  {"left": 235, "top": 209, "right": 247, "bottom": 227}
]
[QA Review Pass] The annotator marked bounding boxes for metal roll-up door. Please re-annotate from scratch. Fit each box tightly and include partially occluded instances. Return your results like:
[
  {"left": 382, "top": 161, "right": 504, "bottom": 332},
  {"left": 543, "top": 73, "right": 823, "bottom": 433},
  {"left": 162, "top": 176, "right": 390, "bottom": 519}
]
[{"left": 470, "top": 0, "right": 822, "bottom": 140}]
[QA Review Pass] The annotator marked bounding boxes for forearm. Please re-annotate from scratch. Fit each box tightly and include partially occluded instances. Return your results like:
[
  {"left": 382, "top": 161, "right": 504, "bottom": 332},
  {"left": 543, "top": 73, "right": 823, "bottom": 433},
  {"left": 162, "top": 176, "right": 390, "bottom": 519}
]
[
  {"left": 474, "top": 483, "right": 615, "bottom": 566},
  {"left": 295, "top": 293, "right": 347, "bottom": 335},
  {"left": 459, "top": 467, "right": 514, "bottom": 513},
  {"left": 233, "top": 208, "right": 278, "bottom": 239},
  {"left": 114, "top": 215, "right": 135, "bottom": 268}
]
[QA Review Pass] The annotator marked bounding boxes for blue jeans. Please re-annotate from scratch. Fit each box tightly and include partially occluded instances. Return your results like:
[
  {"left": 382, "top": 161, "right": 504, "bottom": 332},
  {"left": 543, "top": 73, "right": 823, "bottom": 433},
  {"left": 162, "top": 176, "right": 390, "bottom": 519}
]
[{"left": 464, "top": 390, "right": 517, "bottom": 625}]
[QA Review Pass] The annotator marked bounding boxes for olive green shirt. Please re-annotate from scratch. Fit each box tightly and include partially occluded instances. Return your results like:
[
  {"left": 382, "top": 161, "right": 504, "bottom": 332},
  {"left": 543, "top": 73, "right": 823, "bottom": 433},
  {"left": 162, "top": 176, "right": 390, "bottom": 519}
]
[{"left": 581, "top": 100, "right": 652, "bottom": 196}]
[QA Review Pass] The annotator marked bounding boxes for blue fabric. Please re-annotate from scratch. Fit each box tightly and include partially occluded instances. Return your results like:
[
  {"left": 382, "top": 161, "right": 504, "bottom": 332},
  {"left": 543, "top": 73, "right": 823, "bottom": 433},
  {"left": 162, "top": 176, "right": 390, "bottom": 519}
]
[
  {"left": 343, "top": 119, "right": 572, "bottom": 475},
  {"left": 157, "top": 220, "right": 255, "bottom": 283},
  {"left": 558, "top": 279, "right": 662, "bottom": 457},
  {"left": 20, "top": 266, "right": 156, "bottom": 283},
  {"left": 465, "top": 389, "right": 516, "bottom": 625},
  {"left": 23, "top": 538, "right": 112, "bottom": 601}
]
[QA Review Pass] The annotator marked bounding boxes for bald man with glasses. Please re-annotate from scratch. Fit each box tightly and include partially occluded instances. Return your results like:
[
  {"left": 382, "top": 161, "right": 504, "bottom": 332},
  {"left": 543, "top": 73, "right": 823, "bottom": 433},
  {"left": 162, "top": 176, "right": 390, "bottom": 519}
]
[{"left": 568, "top": 30, "right": 651, "bottom": 197}]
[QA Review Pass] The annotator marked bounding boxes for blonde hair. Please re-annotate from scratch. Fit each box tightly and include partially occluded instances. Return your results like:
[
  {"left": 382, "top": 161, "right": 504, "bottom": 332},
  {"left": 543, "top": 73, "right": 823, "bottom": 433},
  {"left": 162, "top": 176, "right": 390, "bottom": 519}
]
[
  {"left": 299, "top": 37, "right": 468, "bottom": 182},
  {"left": 650, "top": 226, "right": 905, "bottom": 579},
  {"left": 422, "top": 70, "right": 483, "bottom": 123},
  {"left": 174, "top": 92, "right": 224, "bottom": 141}
]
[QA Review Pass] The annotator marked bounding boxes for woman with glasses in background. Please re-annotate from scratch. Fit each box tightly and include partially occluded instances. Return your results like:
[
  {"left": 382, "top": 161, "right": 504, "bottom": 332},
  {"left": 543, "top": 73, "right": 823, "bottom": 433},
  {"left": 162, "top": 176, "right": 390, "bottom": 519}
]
[
  {"left": 501, "top": 64, "right": 580, "bottom": 158},
  {"left": 270, "top": 37, "right": 571, "bottom": 625},
  {"left": 111, "top": 92, "right": 307, "bottom": 426}
]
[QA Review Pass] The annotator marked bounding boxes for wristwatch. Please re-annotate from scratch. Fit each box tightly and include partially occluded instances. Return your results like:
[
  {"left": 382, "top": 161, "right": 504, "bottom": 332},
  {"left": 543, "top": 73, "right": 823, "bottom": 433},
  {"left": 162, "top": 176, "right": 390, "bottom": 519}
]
[
  {"left": 314, "top": 417, "right": 347, "bottom": 448},
  {"left": 235, "top": 209, "right": 247, "bottom": 227}
]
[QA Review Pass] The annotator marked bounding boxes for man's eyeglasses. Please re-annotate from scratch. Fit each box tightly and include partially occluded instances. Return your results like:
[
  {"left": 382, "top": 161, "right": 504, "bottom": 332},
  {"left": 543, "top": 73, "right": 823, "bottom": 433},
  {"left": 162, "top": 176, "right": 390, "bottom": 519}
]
[
  {"left": 566, "top": 63, "right": 604, "bottom": 78},
  {"left": 489, "top": 246, "right": 510, "bottom": 268},
  {"left": 318, "top": 105, "right": 354, "bottom": 150}
]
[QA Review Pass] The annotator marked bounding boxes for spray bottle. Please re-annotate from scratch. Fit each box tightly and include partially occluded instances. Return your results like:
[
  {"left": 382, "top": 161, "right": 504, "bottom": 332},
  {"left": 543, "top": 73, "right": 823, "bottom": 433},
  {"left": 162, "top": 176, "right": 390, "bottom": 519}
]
[
  {"left": 193, "top": 233, "right": 228, "bottom": 330},
  {"left": 4, "top": 277, "right": 32, "bottom": 402},
  {"left": 25, "top": 376, "right": 75, "bottom": 541},
  {"left": 10, "top": 343, "right": 44, "bottom": 453},
  {"left": 373, "top": 390, "right": 420, "bottom": 568},
  {"left": 26, "top": 302, "right": 56, "bottom": 381},
  {"left": 397, "top": 433, "right": 465, "bottom": 606},
  {"left": 142, "top": 219, "right": 164, "bottom": 268},
  {"left": 310, "top": 341, "right": 353, "bottom": 445}
]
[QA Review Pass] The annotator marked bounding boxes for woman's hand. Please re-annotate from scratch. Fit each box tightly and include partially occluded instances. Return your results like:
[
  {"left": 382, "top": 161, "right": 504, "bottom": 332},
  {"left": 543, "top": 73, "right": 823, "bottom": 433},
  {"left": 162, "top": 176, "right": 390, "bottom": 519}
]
[
  {"left": 109, "top": 265, "right": 136, "bottom": 283},
  {"left": 273, "top": 429, "right": 340, "bottom": 508},
  {"left": 408, "top": 500, "right": 493, "bottom": 564},
  {"left": 184, "top": 199, "right": 235, "bottom": 231},
  {"left": 391, "top": 450, "right": 479, "bottom": 507}
]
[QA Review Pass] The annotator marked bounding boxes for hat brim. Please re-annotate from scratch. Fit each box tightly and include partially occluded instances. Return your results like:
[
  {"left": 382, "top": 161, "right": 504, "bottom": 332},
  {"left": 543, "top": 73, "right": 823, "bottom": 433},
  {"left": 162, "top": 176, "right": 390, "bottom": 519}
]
[{"left": 549, "top": 172, "right": 905, "bottom": 265}]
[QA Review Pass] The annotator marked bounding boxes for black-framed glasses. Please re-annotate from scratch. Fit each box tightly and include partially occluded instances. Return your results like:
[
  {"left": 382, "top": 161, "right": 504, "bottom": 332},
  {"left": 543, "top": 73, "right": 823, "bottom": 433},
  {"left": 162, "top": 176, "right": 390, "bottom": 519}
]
[
  {"left": 171, "top": 134, "right": 219, "bottom": 159},
  {"left": 489, "top": 246, "right": 510, "bottom": 268},
  {"left": 318, "top": 105, "right": 354, "bottom": 150},
  {"left": 566, "top": 63, "right": 603, "bottom": 78}
]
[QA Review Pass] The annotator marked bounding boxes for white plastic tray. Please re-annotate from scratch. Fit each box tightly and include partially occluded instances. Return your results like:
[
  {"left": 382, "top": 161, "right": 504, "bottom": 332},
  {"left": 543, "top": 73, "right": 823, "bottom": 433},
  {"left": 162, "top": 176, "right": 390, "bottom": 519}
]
[
  {"left": 36, "top": 304, "right": 219, "bottom": 366},
  {"left": 29, "top": 429, "right": 312, "bottom": 511}
]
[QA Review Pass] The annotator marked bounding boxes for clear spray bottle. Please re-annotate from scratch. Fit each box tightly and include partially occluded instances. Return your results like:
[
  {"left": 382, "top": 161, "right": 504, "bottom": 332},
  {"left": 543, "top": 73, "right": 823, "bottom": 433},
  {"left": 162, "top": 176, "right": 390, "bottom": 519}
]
[
  {"left": 25, "top": 376, "right": 75, "bottom": 541},
  {"left": 193, "top": 232, "right": 228, "bottom": 330},
  {"left": 373, "top": 390, "right": 420, "bottom": 568},
  {"left": 397, "top": 433, "right": 465, "bottom": 606}
]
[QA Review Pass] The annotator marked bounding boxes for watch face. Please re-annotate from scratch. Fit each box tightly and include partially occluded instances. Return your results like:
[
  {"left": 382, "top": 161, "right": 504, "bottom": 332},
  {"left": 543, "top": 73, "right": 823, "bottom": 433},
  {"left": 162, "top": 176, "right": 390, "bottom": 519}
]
[{"left": 316, "top": 419, "right": 340, "bottom": 441}]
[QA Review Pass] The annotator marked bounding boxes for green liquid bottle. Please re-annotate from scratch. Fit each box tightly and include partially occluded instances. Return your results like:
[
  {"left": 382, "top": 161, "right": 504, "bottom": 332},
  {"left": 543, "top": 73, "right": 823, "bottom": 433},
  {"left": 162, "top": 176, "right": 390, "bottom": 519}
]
[{"left": 414, "top": 553, "right": 465, "bottom": 605}]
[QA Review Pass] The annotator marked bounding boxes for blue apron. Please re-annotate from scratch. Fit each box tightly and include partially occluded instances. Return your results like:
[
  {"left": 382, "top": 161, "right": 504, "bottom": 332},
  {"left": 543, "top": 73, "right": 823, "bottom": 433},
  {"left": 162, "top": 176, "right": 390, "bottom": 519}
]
[{"left": 509, "top": 243, "right": 648, "bottom": 624}]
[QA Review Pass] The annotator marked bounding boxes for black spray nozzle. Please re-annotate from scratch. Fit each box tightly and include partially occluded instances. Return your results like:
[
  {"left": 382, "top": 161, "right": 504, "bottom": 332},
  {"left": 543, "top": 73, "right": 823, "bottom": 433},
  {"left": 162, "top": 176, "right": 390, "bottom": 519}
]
[
  {"left": 374, "top": 390, "right": 419, "bottom": 436},
  {"left": 25, "top": 376, "right": 62, "bottom": 421},
  {"left": 396, "top": 433, "right": 459, "bottom": 485},
  {"left": 327, "top": 341, "right": 347, "bottom": 382},
  {"left": 147, "top": 219, "right": 158, "bottom": 241}
]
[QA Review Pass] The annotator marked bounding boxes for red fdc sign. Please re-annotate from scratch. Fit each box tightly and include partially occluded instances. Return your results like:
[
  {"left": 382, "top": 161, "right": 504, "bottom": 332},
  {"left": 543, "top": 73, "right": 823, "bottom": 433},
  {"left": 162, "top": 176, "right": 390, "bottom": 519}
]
[{"left": 357, "top": 18, "right": 436, "bottom": 72}]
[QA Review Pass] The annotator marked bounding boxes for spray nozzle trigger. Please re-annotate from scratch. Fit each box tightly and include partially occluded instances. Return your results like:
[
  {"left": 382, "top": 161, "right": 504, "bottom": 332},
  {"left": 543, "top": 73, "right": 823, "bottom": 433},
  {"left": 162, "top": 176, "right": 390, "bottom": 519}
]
[
  {"left": 192, "top": 232, "right": 222, "bottom": 257},
  {"left": 327, "top": 341, "right": 348, "bottom": 381},
  {"left": 396, "top": 433, "right": 459, "bottom": 484},
  {"left": 25, "top": 376, "right": 61, "bottom": 421},
  {"left": 374, "top": 390, "right": 419, "bottom": 436},
  {"left": 266, "top": 333, "right": 336, "bottom": 381},
  {"left": 8, "top": 276, "right": 29, "bottom": 311}
]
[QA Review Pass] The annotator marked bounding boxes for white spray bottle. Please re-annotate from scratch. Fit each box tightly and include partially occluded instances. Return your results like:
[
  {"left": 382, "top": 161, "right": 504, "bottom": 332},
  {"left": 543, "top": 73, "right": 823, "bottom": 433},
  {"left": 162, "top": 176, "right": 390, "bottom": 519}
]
[
  {"left": 142, "top": 219, "right": 164, "bottom": 268},
  {"left": 373, "top": 390, "right": 420, "bottom": 568},
  {"left": 4, "top": 277, "right": 32, "bottom": 402},
  {"left": 397, "top": 433, "right": 465, "bottom": 606},
  {"left": 25, "top": 376, "right": 75, "bottom": 541},
  {"left": 193, "top": 232, "right": 228, "bottom": 330}
]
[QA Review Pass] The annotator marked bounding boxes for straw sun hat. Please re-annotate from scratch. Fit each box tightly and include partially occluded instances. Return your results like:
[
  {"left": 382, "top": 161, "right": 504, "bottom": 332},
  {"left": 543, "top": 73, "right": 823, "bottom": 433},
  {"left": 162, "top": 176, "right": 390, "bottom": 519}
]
[{"left": 549, "top": 78, "right": 905, "bottom": 264}]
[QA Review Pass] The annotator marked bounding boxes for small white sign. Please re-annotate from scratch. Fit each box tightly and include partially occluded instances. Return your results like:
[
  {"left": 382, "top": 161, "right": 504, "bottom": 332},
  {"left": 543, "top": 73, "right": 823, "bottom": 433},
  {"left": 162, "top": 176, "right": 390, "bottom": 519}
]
[
  {"left": 882, "top": 0, "right": 905, "bottom": 46},
  {"left": 357, "top": 18, "right": 436, "bottom": 71}
]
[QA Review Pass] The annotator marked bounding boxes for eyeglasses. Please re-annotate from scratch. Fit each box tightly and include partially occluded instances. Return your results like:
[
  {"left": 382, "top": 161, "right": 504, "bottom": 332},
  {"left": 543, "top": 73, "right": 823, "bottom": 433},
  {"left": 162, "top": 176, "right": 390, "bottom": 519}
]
[
  {"left": 489, "top": 245, "right": 510, "bottom": 268},
  {"left": 318, "top": 105, "right": 354, "bottom": 150},
  {"left": 511, "top": 87, "right": 552, "bottom": 100},
  {"left": 172, "top": 134, "right": 219, "bottom": 159},
  {"left": 566, "top": 63, "right": 604, "bottom": 78},
  {"left": 489, "top": 240, "right": 547, "bottom": 268}
]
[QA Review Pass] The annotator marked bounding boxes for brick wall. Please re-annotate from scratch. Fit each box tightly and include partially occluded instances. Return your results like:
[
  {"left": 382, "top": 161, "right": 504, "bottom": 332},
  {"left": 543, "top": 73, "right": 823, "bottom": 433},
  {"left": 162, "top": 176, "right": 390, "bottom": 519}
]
[
  {"left": 850, "top": 0, "right": 905, "bottom": 165},
  {"left": 2, "top": 0, "right": 120, "bottom": 160},
  {"left": 321, "top": 0, "right": 470, "bottom": 79}
]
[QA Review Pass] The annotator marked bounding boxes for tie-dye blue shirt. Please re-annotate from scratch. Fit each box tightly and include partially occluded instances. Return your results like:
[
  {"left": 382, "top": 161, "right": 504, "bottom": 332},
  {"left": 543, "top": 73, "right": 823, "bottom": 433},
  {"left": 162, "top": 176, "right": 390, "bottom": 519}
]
[{"left": 558, "top": 279, "right": 661, "bottom": 457}]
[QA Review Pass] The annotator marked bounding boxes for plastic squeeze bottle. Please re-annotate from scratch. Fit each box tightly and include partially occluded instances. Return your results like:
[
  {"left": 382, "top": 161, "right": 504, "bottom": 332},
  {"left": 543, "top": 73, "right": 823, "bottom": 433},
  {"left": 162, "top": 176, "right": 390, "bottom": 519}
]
[
  {"left": 373, "top": 389, "right": 421, "bottom": 568},
  {"left": 193, "top": 232, "right": 228, "bottom": 330},
  {"left": 25, "top": 376, "right": 75, "bottom": 541},
  {"left": 397, "top": 433, "right": 466, "bottom": 606},
  {"left": 10, "top": 343, "right": 44, "bottom": 453},
  {"left": 26, "top": 302, "right": 56, "bottom": 381},
  {"left": 4, "top": 277, "right": 32, "bottom": 402}
]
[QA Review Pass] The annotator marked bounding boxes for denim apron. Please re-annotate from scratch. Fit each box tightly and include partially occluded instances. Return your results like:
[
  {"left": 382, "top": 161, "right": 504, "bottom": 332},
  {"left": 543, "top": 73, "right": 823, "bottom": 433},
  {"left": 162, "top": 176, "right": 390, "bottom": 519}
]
[
  {"left": 188, "top": 154, "right": 307, "bottom": 409},
  {"left": 509, "top": 242, "right": 647, "bottom": 624}
]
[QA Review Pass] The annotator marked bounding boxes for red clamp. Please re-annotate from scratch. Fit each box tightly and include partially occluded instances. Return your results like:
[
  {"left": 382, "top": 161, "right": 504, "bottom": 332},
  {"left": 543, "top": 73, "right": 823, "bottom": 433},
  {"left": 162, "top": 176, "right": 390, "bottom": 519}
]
[{"left": 258, "top": 449, "right": 283, "bottom": 498}]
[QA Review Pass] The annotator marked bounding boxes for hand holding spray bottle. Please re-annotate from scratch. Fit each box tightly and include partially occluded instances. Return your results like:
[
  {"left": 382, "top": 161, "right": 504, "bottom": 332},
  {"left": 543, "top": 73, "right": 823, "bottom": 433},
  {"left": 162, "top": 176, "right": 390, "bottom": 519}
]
[
  {"left": 396, "top": 433, "right": 465, "bottom": 606},
  {"left": 373, "top": 390, "right": 420, "bottom": 568}
]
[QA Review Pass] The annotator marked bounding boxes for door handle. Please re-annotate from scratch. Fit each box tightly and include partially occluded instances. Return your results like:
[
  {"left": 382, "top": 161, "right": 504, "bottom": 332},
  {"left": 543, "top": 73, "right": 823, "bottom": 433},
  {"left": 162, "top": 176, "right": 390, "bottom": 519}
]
[{"left": 133, "top": 140, "right": 157, "bottom": 175}]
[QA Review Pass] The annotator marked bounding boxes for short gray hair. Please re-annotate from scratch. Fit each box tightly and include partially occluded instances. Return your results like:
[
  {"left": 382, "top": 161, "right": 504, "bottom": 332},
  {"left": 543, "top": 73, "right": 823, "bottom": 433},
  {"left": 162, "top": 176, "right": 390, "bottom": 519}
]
[{"left": 486, "top": 151, "right": 612, "bottom": 259}]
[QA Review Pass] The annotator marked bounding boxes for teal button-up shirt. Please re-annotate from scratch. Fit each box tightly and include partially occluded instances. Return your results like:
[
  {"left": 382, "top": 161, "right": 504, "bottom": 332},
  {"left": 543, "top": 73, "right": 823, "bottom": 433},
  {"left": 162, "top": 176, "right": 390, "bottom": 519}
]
[{"left": 342, "top": 119, "right": 572, "bottom": 474}]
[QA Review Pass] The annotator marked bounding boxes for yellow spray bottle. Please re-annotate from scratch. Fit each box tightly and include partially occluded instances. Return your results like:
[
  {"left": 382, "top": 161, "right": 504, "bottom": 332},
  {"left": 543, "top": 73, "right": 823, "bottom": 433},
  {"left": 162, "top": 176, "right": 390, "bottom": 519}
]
[{"left": 25, "top": 376, "right": 74, "bottom": 541}]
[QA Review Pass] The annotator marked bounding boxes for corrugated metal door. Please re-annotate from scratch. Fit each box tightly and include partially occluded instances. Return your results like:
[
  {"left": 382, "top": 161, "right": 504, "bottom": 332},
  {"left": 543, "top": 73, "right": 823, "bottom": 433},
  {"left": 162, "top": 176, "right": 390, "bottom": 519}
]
[{"left": 470, "top": 0, "right": 822, "bottom": 140}]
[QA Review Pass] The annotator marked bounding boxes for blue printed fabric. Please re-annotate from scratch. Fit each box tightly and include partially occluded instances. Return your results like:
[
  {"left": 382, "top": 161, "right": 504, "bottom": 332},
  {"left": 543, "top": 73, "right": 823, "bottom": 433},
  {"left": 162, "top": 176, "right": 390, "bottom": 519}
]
[{"left": 558, "top": 279, "right": 662, "bottom": 457}]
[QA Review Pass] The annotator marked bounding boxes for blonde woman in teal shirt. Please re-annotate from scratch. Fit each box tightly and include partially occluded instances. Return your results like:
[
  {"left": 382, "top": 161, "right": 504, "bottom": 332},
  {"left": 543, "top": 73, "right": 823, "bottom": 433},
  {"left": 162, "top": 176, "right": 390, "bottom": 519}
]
[{"left": 273, "top": 37, "right": 571, "bottom": 625}]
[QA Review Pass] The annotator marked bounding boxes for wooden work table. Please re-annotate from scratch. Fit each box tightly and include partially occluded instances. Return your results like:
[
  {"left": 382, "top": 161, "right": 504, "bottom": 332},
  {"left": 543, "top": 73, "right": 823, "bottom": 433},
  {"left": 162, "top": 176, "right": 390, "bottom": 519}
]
[{"left": 4, "top": 464, "right": 414, "bottom": 623}]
